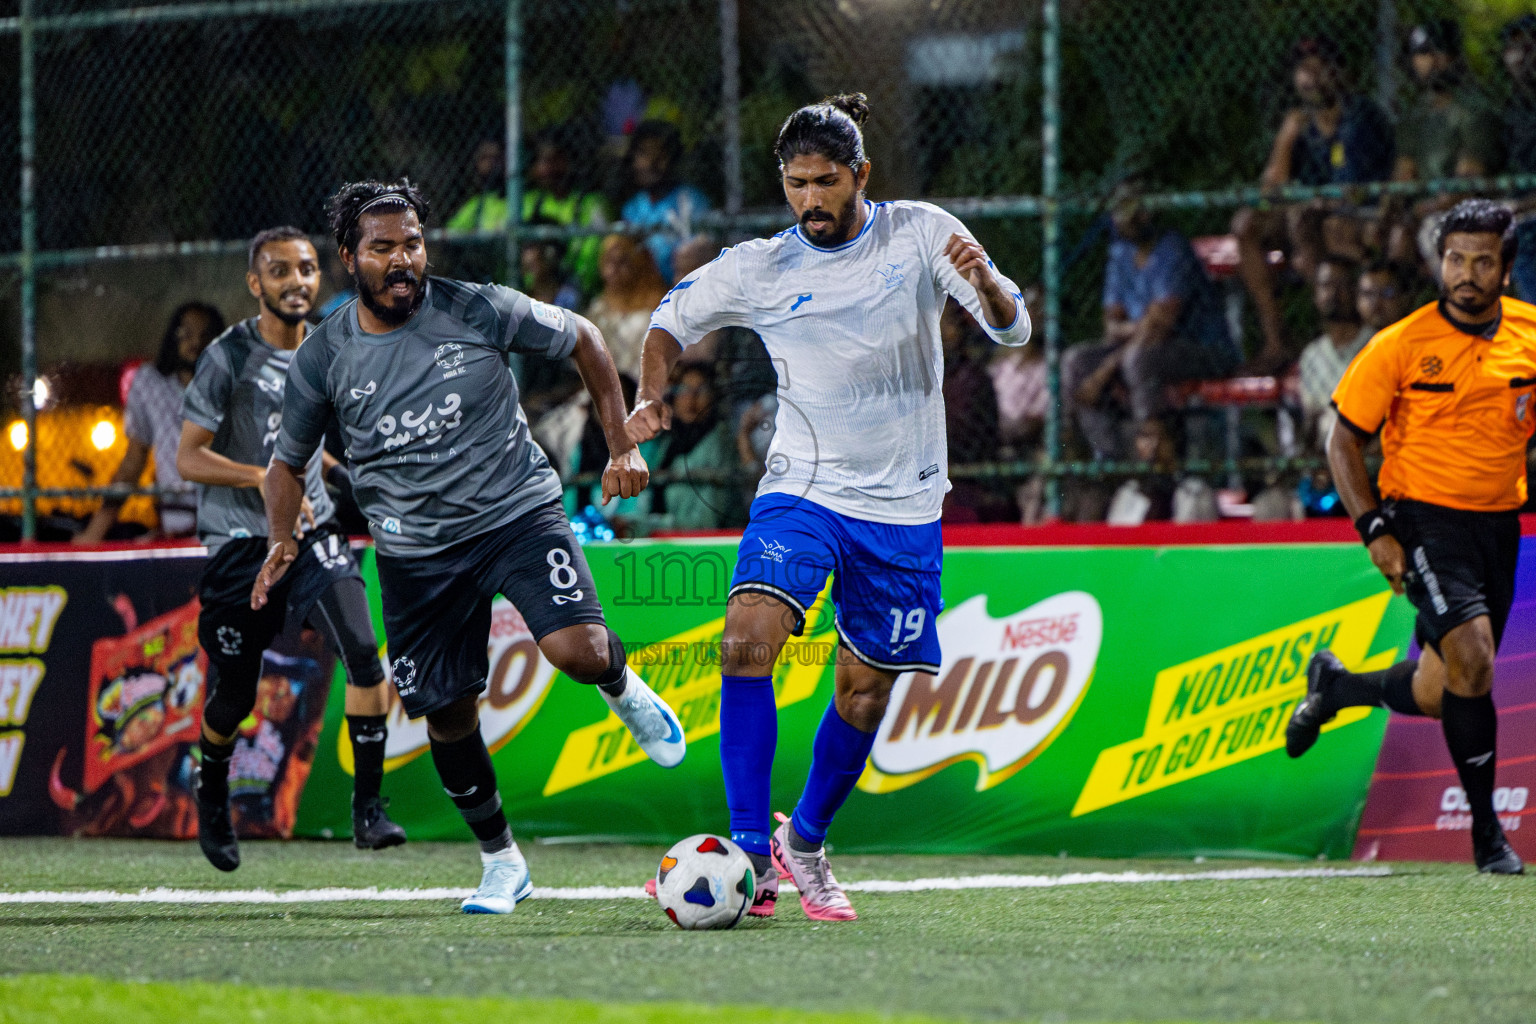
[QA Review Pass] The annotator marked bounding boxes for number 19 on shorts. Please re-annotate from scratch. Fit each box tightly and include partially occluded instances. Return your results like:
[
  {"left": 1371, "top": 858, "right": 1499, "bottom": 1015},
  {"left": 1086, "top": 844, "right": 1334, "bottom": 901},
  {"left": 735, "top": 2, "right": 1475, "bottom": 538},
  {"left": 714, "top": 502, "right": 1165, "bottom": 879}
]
[{"left": 888, "top": 607, "right": 926, "bottom": 643}]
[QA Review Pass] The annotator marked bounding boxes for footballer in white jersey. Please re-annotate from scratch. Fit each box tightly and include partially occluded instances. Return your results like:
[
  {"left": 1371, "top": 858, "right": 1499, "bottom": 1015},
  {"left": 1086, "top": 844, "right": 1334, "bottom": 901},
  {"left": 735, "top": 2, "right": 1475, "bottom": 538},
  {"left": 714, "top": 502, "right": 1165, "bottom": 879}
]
[{"left": 629, "top": 93, "right": 1029, "bottom": 923}]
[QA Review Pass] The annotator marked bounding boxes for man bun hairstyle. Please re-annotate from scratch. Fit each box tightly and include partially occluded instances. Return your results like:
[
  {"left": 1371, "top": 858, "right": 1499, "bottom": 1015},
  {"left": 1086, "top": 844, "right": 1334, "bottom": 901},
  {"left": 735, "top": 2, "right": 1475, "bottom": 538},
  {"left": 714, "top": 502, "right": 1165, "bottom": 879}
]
[
  {"left": 326, "top": 178, "right": 431, "bottom": 254},
  {"left": 774, "top": 92, "right": 870, "bottom": 170},
  {"left": 1436, "top": 198, "right": 1517, "bottom": 268},
  {"left": 248, "top": 225, "right": 311, "bottom": 270}
]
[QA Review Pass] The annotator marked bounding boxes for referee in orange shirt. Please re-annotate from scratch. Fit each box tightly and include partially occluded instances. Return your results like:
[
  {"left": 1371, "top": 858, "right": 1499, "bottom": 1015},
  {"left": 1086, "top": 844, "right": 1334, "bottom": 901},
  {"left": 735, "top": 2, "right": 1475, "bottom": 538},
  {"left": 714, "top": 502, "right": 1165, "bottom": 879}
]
[{"left": 1287, "top": 199, "right": 1535, "bottom": 874}]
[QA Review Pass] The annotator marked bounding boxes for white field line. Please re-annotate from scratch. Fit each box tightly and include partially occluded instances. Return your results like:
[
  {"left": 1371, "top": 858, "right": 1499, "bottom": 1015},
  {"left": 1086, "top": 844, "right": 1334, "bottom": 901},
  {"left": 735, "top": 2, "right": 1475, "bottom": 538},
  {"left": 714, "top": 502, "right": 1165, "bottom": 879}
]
[{"left": 0, "top": 865, "right": 1390, "bottom": 905}]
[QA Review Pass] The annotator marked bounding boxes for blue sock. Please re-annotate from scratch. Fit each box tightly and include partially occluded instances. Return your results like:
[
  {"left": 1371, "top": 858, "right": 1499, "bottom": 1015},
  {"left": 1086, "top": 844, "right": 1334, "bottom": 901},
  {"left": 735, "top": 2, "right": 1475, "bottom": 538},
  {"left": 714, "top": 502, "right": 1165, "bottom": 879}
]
[
  {"left": 790, "top": 701, "right": 876, "bottom": 847},
  {"left": 720, "top": 674, "right": 776, "bottom": 856}
]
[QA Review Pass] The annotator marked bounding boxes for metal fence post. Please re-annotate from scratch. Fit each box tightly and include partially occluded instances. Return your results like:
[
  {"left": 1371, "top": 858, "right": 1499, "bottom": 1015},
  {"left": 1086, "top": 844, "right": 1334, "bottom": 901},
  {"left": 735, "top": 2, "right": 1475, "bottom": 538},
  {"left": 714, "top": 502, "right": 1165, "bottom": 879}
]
[
  {"left": 1041, "top": 0, "right": 1062, "bottom": 517},
  {"left": 504, "top": 0, "right": 522, "bottom": 286},
  {"left": 1375, "top": 0, "right": 1398, "bottom": 114},
  {"left": 720, "top": 0, "right": 742, "bottom": 217},
  {"left": 18, "top": 0, "right": 36, "bottom": 542}
]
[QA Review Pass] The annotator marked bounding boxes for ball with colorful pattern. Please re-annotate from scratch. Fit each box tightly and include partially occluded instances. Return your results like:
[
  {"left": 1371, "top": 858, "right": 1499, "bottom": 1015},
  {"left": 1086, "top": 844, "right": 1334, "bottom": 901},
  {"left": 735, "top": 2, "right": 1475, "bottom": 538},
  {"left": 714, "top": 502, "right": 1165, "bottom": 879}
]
[{"left": 655, "top": 834, "right": 755, "bottom": 930}]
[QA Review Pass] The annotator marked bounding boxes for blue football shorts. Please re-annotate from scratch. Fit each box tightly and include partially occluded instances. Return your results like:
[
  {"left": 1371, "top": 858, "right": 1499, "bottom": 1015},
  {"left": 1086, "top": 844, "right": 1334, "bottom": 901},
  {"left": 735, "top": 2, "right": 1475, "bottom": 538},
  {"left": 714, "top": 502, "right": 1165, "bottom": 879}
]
[{"left": 728, "top": 492, "right": 943, "bottom": 674}]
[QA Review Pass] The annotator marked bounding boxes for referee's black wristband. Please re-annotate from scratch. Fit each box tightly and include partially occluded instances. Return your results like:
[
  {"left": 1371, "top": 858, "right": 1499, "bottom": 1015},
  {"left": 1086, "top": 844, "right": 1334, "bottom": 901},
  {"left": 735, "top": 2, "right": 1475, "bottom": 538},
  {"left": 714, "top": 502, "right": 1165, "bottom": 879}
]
[{"left": 1354, "top": 509, "right": 1393, "bottom": 547}]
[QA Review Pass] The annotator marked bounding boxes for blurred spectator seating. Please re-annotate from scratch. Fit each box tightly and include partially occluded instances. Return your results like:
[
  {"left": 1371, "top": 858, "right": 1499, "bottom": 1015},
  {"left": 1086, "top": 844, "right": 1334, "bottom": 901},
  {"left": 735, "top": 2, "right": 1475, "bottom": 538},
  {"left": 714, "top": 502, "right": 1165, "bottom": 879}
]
[{"left": 619, "top": 120, "right": 710, "bottom": 283}]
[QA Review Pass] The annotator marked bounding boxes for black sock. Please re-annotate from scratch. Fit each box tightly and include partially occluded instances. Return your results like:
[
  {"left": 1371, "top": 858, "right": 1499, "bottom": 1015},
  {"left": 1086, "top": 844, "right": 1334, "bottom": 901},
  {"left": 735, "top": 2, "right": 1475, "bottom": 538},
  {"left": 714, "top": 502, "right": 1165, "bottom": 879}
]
[
  {"left": 1441, "top": 691, "right": 1499, "bottom": 828},
  {"left": 1339, "top": 660, "right": 1424, "bottom": 716},
  {"left": 746, "top": 851, "right": 771, "bottom": 875},
  {"left": 198, "top": 735, "right": 234, "bottom": 796},
  {"left": 347, "top": 713, "right": 387, "bottom": 811},
  {"left": 593, "top": 629, "right": 628, "bottom": 698},
  {"left": 428, "top": 731, "right": 511, "bottom": 853},
  {"left": 786, "top": 820, "right": 820, "bottom": 855}
]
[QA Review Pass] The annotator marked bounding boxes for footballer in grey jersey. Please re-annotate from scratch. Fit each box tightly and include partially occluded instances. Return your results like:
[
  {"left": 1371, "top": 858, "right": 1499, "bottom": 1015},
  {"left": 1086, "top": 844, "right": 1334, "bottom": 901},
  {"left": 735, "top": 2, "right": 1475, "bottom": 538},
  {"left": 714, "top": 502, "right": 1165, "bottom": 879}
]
[
  {"left": 183, "top": 317, "right": 333, "bottom": 550},
  {"left": 274, "top": 277, "right": 571, "bottom": 556},
  {"left": 181, "top": 227, "right": 404, "bottom": 874},
  {"left": 253, "top": 180, "right": 685, "bottom": 915}
]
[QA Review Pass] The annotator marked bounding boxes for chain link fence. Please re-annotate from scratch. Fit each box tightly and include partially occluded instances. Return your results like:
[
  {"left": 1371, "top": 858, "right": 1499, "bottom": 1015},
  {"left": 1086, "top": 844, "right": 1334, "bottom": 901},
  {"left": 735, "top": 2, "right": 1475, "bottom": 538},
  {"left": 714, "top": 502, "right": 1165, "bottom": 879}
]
[{"left": 4, "top": 0, "right": 1536, "bottom": 535}]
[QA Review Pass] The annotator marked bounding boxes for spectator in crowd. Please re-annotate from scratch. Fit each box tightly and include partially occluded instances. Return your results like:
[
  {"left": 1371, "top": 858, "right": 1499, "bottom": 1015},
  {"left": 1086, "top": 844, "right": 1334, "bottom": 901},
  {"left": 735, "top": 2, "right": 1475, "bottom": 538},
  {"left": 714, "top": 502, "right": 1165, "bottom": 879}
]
[
  {"left": 75, "top": 301, "right": 225, "bottom": 543},
  {"left": 989, "top": 284, "right": 1049, "bottom": 454},
  {"left": 1233, "top": 36, "right": 1394, "bottom": 367},
  {"left": 1297, "top": 255, "right": 1370, "bottom": 450},
  {"left": 512, "top": 223, "right": 586, "bottom": 418},
  {"left": 443, "top": 138, "right": 511, "bottom": 284},
  {"left": 1292, "top": 259, "right": 1411, "bottom": 518},
  {"left": 446, "top": 132, "right": 610, "bottom": 294},
  {"left": 1061, "top": 186, "right": 1237, "bottom": 460},
  {"left": 941, "top": 300, "right": 1004, "bottom": 522},
  {"left": 1397, "top": 22, "right": 1502, "bottom": 185},
  {"left": 942, "top": 299, "right": 1000, "bottom": 464},
  {"left": 989, "top": 285, "right": 1050, "bottom": 523},
  {"left": 1104, "top": 417, "right": 1217, "bottom": 525},
  {"left": 620, "top": 120, "right": 710, "bottom": 282},
  {"left": 445, "top": 138, "right": 508, "bottom": 235},
  {"left": 585, "top": 233, "right": 669, "bottom": 381},
  {"left": 559, "top": 375, "right": 657, "bottom": 527},
  {"left": 1394, "top": 21, "right": 1505, "bottom": 279},
  {"left": 523, "top": 128, "right": 610, "bottom": 294},
  {"left": 644, "top": 365, "right": 742, "bottom": 530},
  {"left": 1503, "top": 14, "right": 1536, "bottom": 302},
  {"left": 1357, "top": 259, "right": 1415, "bottom": 332},
  {"left": 520, "top": 230, "right": 582, "bottom": 312}
]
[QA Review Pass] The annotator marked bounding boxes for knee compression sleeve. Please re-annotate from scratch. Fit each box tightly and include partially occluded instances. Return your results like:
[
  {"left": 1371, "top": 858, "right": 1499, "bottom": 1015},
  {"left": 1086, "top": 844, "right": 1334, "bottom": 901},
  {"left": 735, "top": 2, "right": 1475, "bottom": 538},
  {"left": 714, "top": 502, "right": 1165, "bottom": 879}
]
[{"left": 312, "top": 577, "right": 385, "bottom": 689}]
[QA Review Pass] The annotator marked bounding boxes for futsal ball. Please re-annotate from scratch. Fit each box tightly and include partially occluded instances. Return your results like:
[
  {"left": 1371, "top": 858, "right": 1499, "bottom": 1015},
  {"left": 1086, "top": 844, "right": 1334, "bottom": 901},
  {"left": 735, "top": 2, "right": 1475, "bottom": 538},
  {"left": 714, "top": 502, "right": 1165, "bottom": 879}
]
[{"left": 655, "top": 834, "right": 755, "bottom": 930}]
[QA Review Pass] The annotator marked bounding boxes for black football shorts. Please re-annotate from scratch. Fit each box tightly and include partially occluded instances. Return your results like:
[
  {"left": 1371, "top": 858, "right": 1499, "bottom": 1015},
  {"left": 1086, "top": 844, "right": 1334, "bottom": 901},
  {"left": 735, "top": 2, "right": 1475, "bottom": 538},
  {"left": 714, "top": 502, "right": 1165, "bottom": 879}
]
[
  {"left": 197, "top": 523, "right": 363, "bottom": 670},
  {"left": 374, "top": 501, "right": 606, "bottom": 718},
  {"left": 1385, "top": 497, "right": 1520, "bottom": 653}
]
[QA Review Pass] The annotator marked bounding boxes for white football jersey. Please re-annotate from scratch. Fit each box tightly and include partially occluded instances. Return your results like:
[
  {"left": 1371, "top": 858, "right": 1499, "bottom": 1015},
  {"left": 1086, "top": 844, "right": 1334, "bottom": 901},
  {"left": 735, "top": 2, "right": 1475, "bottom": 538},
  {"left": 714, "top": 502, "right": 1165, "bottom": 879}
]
[{"left": 649, "top": 199, "right": 1029, "bottom": 524}]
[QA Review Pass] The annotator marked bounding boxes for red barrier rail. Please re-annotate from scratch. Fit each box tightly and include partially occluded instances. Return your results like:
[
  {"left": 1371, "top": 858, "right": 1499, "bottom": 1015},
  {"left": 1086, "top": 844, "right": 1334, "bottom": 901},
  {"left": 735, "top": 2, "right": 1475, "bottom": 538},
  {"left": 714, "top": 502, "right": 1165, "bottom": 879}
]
[
  {"left": 12, "top": 515, "right": 1536, "bottom": 556},
  {"left": 656, "top": 515, "right": 1536, "bottom": 547}
]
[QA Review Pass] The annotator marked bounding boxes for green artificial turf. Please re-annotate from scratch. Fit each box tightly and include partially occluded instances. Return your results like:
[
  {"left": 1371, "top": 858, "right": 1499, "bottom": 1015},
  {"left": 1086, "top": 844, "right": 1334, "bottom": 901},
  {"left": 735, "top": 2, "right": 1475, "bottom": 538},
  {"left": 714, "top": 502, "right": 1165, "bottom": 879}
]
[{"left": 1, "top": 838, "right": 1533, "bottom": 1023}]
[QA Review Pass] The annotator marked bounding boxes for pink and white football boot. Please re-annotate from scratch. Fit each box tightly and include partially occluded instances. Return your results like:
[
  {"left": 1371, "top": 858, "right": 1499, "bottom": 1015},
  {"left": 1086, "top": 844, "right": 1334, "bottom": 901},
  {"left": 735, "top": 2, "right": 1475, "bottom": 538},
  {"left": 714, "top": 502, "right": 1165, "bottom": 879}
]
[{"left": 771, "top": 812, "right": 857, "bottom": 921}]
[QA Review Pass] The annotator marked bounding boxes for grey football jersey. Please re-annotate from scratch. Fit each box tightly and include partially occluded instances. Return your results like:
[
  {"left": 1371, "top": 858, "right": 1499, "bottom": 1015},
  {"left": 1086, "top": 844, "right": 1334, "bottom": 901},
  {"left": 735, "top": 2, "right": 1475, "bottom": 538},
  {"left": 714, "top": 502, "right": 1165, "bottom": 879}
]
[
  {"left": 274, "top": 278, "right": 579, "bottom": 557},
  {"left": 182, "top": 318, "right": 334, "bottom": 551}
]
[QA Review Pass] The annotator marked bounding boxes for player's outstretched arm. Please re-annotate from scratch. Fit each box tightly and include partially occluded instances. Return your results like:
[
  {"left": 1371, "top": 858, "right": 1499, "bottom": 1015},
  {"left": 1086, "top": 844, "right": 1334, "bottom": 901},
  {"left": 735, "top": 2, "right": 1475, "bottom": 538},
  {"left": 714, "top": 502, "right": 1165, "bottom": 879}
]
[
  {"left": 628, "top": 327, "right": 682, "bottom": 443},
  {"left": 1327, "top": 418, "right": 1405, "bottom": 594},
  {"left": 251, "top": 457, "right": 305, "bottom": 609},
  {"left": 569, "top": 314, "right": 649, "bottom": 504}
]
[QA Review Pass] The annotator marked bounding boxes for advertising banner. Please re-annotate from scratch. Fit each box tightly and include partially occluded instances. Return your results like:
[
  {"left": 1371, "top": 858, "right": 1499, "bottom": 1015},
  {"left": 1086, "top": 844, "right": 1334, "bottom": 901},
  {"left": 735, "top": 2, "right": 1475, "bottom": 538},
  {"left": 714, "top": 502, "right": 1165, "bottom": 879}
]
[
  {"left": 1353, "top": 536, "right": 1536, "bottom": 862},
  {"left": 0, "top": 548, "right": 335, "bottom": 838},
  {"left": 297, "top": 540, "right": 1415, "bottom": 859}
]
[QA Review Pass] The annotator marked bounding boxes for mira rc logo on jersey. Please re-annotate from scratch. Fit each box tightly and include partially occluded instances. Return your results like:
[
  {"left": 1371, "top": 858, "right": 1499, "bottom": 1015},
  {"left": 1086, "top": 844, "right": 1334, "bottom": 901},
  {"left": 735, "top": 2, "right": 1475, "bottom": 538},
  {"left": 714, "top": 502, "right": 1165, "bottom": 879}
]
[
  {"left": 434, "top": 343, "right": 465, "bottom": 379},
  {"left": 863, "top": 592, "right": 1102, "bottom": 793}
]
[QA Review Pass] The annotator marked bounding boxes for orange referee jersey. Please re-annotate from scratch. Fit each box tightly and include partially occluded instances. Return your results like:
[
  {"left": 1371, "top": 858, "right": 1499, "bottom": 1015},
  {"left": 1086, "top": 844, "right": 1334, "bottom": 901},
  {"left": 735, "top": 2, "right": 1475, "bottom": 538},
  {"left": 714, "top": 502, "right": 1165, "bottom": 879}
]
[{"left": 1332, "top": 297, "right": 1536, "bottom": 512}]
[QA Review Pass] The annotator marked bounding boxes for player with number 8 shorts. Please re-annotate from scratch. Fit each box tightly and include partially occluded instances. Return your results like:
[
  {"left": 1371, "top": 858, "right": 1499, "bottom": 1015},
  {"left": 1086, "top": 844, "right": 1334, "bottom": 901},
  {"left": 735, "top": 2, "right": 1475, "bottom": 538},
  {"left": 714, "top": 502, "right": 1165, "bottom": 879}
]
[
  {"left": 252, "top": 180, "right": 686, "bottom": 915},
  {"left": 629, "top": 94, "right": 1030, "bottom": 921}
]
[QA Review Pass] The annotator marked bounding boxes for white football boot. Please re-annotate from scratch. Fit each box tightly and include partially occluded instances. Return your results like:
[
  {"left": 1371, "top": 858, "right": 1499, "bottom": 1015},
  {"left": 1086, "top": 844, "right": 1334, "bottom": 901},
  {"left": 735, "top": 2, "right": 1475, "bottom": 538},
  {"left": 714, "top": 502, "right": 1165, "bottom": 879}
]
[
  {"left": 461, "top": 843, "right": 534, "bottom": 914},
  {"left": 603, "top": 667, "right": 686, "bottom": 768}
]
